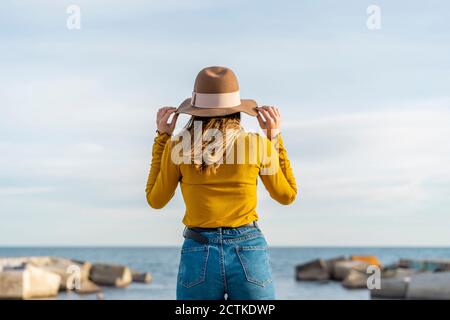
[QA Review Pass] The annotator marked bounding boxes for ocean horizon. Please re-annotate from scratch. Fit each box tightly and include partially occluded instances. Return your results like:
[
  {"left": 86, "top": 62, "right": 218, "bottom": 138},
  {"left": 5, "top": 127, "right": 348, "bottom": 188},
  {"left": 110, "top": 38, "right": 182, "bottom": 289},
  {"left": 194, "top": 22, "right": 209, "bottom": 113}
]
[{"left": 2, "top": 246, "right": 449, "bottom": 300}]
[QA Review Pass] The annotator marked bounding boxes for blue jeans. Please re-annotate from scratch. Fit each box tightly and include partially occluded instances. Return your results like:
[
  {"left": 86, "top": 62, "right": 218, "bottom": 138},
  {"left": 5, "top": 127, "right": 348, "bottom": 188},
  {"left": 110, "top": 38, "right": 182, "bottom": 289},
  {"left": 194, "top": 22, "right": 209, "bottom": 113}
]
[{"left": 176, "top": 224, "right": 275, "bottom": 300}]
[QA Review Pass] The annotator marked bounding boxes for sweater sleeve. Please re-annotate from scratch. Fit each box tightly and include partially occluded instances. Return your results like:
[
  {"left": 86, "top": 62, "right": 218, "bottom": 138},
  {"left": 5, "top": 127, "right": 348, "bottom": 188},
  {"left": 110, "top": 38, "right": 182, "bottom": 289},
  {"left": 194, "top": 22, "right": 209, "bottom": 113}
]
[
  {"left": 258, "top": 134, "right": 298, "bottom": 205},
  {"left": 145, "top": 133, "right": 181, "bottom": 209}
]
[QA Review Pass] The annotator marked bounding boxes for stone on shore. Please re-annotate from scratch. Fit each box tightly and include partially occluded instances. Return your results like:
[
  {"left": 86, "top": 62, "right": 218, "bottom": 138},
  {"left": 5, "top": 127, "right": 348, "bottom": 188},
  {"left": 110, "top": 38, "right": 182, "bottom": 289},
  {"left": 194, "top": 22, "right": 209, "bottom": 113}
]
[
  {"left": 370, "top": 268, "right": 422, "bottom": 299},
  {"left": 342, "top": 270, "right": 369, "bottom": 289},
  {"left": 296, "top": 259, "right": 329, "bottom": 281},
  {"left": 381, "top": 267, "right": 419, "bottom": 279},
  {"left": 75, "top": 279, "right": 102, "bottom": 294},
  {"left": 399, "top": 259, "right": 450, "bottom": 272},
  {"left": 0, "top": 264, "right": 61, "bottom": 299},
  {"left": 295, "top": 256, "right": 347, "bottom": 281},
  {"left": 332, "top": 260, "right": 370, "bottom": 281},
  {"left": 90, "top": 263, "right": 132, "bottom": 287},
  {"left": 1, "top": 257, "right": 152, "bottom": 298},
  {"left": 131, "top": 270, "right": 152, "bottom": 283},
  {"left": 0, "top": 256, "right": 92, "bottom": 291},
  {"left": 406, "top": 272, "right": 450, "bottom": 300},
  {"left": 371, "top": 276, "right": 410, "bottom": 299},
  {"left": 33, "top": 257, "right": 92, "bottom": 290}
]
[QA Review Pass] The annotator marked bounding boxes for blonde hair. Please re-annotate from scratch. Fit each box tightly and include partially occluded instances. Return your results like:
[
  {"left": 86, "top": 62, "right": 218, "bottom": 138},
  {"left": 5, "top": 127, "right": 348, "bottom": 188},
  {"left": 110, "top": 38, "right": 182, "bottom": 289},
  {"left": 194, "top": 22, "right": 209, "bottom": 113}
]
[{"left": 182, "top": 112, "right": 242, "bottom": 174}]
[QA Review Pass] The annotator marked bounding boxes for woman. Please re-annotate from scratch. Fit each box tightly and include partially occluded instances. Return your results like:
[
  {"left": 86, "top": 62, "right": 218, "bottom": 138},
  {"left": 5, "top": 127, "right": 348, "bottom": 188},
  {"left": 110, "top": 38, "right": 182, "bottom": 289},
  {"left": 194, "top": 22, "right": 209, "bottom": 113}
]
[{"left": 146, "top": 66, "right": 297, "bottom": 300}]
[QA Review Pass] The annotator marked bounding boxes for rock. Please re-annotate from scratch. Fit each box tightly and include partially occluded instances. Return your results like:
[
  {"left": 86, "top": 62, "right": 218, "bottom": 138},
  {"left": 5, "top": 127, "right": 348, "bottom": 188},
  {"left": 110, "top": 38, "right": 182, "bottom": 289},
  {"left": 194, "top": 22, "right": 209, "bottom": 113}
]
[
  {"left": 324, "top": 256, "right": 348, "bottom": 274},
  {"left": 371, "top": 276, "right": 410, "bottom": 299},
  {"left": 90, "top": 263, "right": 132, "bottom": 287},
  {"left": 332, "top": 260, "right": 370, "bottom": 281},
  {"left": 378, "top": 264, "right": 401, "bottom": 278},
  {"left": 296, "top": 256, "right": 348, "bottom": 281},
  {"left": 0, "top": 256, "right": 91, "bottom": 291},
  {"left": 131, "top": 270, "right": 152, "bottom": 283},
  {"left": 399, "top": 259, "right": 450, "bottom": 272},
  {"left": 0, "top": 257, "right": 43, "bottom": 269},
  {"left": 296, "top": 259, "right": 329, "bottom": 281},
  {"left": 33, "top": 257, "right": 92, "bottom": 290},
  {"left": 75, "top": 279, "right": 102, "bottom": 294},
  {"left": 382, "top": 267, "right": 419, "bottom": 279},
  {"left": 0, "top": 264, "right": 61, "bottom": 299},
  {"left": 342, "top": 270, "right": 369, "bottom": 289},
  {"left": 406, "top": 272, "right": 450, "bottom": 300},
  {"left": 371, "top": 268, "right": 422, "bottom": 299}
]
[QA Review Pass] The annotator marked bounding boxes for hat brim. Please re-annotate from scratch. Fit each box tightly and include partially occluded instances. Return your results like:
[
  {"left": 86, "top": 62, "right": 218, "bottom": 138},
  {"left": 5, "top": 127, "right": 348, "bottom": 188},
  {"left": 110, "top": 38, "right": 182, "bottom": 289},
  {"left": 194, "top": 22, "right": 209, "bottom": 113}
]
[{"left": 176, "top": 98, "right": 258, "bottom": 117}]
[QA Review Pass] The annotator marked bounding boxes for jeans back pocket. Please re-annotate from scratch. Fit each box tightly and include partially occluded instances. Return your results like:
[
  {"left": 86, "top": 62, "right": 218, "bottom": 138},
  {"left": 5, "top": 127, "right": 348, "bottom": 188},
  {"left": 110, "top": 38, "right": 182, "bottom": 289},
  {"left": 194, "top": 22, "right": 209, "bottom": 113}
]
[
  {"left": 178, "top": 245, "right": 209, "bottom": 288},
  {"left": 236, "top": 245, "right": 272, "bottom": 287}
]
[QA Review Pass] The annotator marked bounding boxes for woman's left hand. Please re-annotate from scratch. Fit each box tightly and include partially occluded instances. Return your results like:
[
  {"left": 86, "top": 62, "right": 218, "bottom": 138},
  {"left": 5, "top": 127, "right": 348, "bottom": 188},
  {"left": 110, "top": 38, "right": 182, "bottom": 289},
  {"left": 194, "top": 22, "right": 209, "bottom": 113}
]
[{"left": 256, "top": 106, "right": 281, "bottom": 139}]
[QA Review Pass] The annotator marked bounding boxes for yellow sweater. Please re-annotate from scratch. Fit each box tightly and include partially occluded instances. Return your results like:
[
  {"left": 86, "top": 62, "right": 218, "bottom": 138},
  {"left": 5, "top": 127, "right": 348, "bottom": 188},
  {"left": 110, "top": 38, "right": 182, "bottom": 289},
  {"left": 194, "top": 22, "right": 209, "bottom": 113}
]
[{"left": 145, "top": 132, "right": 297, "bottom": 228}]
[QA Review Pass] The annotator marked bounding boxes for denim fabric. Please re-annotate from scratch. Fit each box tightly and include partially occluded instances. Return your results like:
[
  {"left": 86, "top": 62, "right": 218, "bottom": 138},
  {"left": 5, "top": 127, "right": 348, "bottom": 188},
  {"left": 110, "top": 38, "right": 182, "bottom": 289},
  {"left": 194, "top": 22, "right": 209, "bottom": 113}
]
[{"left": 176, "top": 225, "right": 275, "bottom": 300}]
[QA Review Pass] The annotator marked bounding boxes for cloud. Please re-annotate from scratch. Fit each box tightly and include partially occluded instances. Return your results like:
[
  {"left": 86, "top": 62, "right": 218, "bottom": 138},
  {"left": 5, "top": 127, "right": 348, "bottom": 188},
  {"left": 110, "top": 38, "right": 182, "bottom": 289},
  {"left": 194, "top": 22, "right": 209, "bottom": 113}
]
[
  {"left": 279, "top": 106, "right": 450, "bottom": 210},
  {"left": 1, "top": 0, "right": 450, "bottom": 245},
  {"left": 1, "top": 78, "right": 450, "bottom": 245}
]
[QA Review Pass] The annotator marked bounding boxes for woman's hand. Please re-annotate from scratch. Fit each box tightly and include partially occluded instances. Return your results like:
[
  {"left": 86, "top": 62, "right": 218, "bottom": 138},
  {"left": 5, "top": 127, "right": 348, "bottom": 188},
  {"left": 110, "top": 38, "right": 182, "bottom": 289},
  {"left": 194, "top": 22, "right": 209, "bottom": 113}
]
[
  {"left": 156, "top": 107, "right": 179, "bottom": 135},
  {"left": 256, "top": 106, "right": 281, "bottom": 139}
]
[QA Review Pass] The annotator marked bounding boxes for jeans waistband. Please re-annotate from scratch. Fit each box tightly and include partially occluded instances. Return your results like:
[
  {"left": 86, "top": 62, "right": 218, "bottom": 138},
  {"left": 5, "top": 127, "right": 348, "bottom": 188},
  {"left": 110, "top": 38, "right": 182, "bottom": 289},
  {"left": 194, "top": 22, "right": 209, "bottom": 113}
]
[
  {"left": 183, "top": 221, "right": 259, "bottom": 244},
  {"left": 189, "top": 221, "right": 258, "bottom": 233}
]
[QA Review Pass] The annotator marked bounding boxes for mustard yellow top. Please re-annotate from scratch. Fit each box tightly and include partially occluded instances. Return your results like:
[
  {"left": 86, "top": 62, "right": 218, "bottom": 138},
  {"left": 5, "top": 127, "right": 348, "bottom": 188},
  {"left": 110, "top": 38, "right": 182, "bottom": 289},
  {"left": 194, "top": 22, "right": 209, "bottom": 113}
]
[{"left": 145, "top": 132, "right": 297, "bottom": 228}]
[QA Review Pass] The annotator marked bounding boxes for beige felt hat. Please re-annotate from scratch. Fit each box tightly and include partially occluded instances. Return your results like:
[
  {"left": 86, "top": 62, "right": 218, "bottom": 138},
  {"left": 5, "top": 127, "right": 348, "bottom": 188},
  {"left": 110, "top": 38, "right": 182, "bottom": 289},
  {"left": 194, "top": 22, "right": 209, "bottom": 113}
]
[{"left": 176, "top": 66, "right": 258, "bottom": 117}]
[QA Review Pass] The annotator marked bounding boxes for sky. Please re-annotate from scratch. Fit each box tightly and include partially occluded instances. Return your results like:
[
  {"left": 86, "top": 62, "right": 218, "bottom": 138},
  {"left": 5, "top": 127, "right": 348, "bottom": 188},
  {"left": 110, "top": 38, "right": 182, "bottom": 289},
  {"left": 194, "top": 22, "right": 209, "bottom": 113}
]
[{"left": 0, "top": 0, "right": 449, "bottom": 246}]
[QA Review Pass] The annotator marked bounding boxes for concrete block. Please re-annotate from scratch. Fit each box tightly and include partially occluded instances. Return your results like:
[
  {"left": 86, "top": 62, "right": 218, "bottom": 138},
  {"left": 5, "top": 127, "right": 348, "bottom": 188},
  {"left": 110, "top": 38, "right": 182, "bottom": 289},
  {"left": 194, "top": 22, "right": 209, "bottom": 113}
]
[
  {"left": 333, "top": 260, "right": 370, "bottom": 281},
  {"left": 0, "top": 264, "right": 61, "bottom": 299},
  {"left": 90, "top": 263, "right": 132, "bottom": 287},
  {"left": 406, "top": 272, "right": 450, "bottom": 300}
]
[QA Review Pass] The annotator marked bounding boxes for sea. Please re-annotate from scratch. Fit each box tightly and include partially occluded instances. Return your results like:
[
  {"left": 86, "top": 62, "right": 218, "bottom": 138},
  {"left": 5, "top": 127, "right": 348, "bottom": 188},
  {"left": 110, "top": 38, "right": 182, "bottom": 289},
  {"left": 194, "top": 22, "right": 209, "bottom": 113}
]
[{"left": 1, "top": 247, "right": 449, "bottom": 300}]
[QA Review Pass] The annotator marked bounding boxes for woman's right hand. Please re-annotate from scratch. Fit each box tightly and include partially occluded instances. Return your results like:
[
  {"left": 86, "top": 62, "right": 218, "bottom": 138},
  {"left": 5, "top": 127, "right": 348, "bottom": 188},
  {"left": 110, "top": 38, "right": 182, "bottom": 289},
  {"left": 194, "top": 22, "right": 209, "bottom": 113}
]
[
  {"left": 156, "top": 107, "right": 179, "bottom": 135},
  {"left": 256, "top": 106, "right": 281, "bottom": 140}
]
